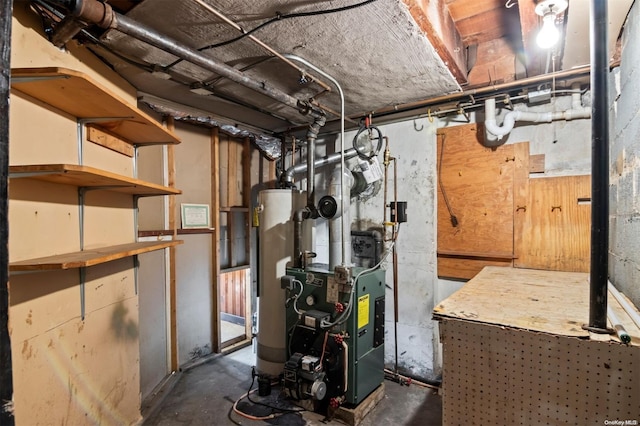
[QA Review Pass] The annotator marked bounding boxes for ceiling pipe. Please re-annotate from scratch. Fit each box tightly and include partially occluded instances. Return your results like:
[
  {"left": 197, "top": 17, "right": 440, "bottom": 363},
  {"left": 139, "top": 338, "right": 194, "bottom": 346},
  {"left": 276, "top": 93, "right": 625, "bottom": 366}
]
[
  {"left": 355, "top": 65, "right": 592, "bottom": 121},
  {"left": 281, "top": 65, "right": 594, "bottom": 136},
  {"left": 191, "top": 0, "right": 333, "bottom": 93},
  {"left": 484, "top": 83, "right": 590, "bottom": 146},
  {"left": 304, "top": 110, "right": 326, "bottom": 215},
  {"left": 586, "top": 0, "right": 609, "bottom": 333},
  {"left": 283, "top": 54, "right": 350, "bottom": 267},
  {"left": 49, "top": 0, "right": 321, "bottom": 117}
]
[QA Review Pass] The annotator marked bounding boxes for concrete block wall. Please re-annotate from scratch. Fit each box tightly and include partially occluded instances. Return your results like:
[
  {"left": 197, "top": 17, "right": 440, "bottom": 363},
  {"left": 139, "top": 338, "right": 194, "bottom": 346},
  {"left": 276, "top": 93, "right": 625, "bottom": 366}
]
[
  {"left": 313, "top": 118, "right": 439, "bottom": 381},
  {"left": 609, "top": 0, "right": 640, "bottom": 307}
]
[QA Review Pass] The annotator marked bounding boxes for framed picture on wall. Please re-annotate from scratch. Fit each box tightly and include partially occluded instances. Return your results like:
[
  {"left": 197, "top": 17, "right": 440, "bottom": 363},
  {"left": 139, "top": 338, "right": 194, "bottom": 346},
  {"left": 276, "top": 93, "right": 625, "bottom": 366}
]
[{"left": 180, "top": 203, "right": 211, "bottom": 229}]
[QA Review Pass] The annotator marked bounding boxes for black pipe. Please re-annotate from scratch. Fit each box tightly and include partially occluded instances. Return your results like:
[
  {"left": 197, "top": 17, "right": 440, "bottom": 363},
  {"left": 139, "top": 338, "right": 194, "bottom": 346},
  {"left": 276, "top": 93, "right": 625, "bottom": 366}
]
[
  {"left": 588, "top": 0, "right": 609, "bottom": 331},
  {"left": 0, "top": 0, "right": 14, "bottom": 423},
  {"left": 293, "top": 209, "right": 305, "bottom": 268}
]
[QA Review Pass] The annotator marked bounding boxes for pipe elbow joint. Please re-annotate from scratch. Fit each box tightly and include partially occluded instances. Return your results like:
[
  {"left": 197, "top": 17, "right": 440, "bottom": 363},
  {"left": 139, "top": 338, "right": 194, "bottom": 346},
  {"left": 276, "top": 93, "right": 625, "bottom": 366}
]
[
  {"left": 484, "top": 119, "right": 506, "bottom": 141},
  {"left": 279, "top": 173, "right": 294, "bottom": 188},
  {"left": 565, "top": 108, "right": 591, "bottom": 120}
]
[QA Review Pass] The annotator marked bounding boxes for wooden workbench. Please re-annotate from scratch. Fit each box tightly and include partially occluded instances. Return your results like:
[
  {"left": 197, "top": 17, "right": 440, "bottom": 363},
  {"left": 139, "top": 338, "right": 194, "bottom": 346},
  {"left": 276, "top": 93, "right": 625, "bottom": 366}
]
[{"left": 434, "top": 266, "right": 640, "bottom": 425}]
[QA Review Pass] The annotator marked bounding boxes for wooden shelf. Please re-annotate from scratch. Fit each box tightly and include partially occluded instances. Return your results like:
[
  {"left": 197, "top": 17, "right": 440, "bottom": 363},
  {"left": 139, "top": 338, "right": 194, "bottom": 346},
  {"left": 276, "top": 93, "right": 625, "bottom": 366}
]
[
  {"left": 139, "top": 229, "right": 215, "bottom": 237},
  {"left": 10, "top": 240, "right": 183, "bottom": 271},
  {"left": 437, "top": 250, "right": 517, "bottom": 260},
  {"left": 11, "top": 67, "right": 180, "bottom": 145},
  {"left": 220, "top": 207, "right": 249, "bottom": 212},
  {"left": 9, "top": 164, "right": 181, "bottom": 196}
]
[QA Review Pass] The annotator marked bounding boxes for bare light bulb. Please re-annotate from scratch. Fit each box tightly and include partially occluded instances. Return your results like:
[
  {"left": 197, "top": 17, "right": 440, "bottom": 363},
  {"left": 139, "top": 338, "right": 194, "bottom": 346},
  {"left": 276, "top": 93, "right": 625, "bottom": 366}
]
[{"left": 536, "top": 13, "right": 559, "bottom": 49}]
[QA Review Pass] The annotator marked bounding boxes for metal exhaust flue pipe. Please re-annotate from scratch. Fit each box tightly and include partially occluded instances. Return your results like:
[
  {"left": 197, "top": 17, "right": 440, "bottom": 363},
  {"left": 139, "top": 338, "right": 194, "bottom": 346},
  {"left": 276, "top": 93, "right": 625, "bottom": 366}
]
[
  {"left": 587, "top": 0, "right": 609, "bottom": 332},
  {"left": 280, "top": 148, "right": 359, "bottom": 187},
  {"left": 50, "top": 0, "right": 318, "bottom": 116}
]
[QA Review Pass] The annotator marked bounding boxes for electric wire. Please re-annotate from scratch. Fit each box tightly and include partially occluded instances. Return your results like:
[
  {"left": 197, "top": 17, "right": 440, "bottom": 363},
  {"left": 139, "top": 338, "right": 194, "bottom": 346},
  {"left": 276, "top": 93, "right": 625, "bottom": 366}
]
[
  {"left": 165, "top": 0, "right": 379, "bottom": 70},
  {"left": 437, "top": 133, "right": 459, "bottom": 227},
  {"left": 352, "top": 120, "right": 384, "bottom": 160},
  {"left": 245, "top": 369, "right": 306, "bottom": 414},
  {"left": 230, "top": 376, "right": 304, "bottom": 422},
  {"left": 320, "top": 229, "right": 398, "bottom": 329},
  {"left": 286, "top": 278, "right": 304, "bottom": 315}
]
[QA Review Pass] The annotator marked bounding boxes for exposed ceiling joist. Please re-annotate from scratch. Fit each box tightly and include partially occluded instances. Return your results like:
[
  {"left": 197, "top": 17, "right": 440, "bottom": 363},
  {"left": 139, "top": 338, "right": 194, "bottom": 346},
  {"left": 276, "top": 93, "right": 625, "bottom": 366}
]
[{"left": 403, "top": 0, "right": 467, "bottom": 84}]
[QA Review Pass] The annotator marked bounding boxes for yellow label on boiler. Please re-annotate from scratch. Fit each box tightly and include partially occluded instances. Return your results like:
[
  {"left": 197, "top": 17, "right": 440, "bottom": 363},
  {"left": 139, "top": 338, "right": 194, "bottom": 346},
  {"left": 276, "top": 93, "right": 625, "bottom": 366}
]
[{"left": 358, "top": 294, "right": 370, "bottom": 329}]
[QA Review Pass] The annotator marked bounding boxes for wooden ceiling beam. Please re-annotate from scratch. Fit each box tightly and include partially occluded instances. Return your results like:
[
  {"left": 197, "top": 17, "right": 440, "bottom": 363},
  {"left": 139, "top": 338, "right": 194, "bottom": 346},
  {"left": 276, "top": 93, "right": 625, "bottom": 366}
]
[
  {"left": 518, "top": 0, "right": 544, "bottom": 77},
  {"left": 403, "top": 0, "right": 468, "bottom": 85}
]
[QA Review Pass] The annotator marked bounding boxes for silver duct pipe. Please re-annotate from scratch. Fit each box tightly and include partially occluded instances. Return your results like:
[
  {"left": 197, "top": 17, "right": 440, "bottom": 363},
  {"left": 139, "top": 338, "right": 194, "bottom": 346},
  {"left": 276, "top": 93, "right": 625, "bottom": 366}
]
[
  {"left": 50, "top": 0, "right": 319, "bottom": 117},
  {"left": 280, "top": 148, "right": 359, "bottom": 187}
]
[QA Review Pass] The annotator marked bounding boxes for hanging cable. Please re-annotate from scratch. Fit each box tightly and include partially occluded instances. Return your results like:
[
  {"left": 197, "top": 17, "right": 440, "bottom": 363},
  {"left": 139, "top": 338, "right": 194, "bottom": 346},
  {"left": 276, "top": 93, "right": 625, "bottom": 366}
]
[
  {"left": 438, "top": 134, "right": 459, "bottom": 227},
  {"left": 352, "top": 118, "right": 383, "bottom": 160},
  {"left": 230, "top": 372, "right": 304, "bottom": 422},
  {"left": 166, "top": 0, "right": 379, "bottom": 69},
  {"left": 245, "top": 368, "right": 306, "bottom": 413}
]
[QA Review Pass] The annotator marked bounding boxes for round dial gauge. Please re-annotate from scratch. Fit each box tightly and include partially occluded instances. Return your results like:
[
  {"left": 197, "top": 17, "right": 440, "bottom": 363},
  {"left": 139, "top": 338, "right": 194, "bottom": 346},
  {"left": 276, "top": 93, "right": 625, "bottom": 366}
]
[{"left": 306, "top": 295, "right": 316, "bottom": 306}]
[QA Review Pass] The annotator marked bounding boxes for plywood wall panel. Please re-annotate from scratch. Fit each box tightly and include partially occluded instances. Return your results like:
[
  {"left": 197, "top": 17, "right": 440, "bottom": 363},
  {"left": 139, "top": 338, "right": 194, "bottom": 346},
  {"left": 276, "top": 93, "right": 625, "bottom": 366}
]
[
  {"left": 8, "top": 179, "right": 80, "bottom": 262},
  {"left": 437, "top": 124, "right": 515, "bottom": 256},
  {"left": 9, "top": 92, "right": 78, "bottom": 165},
  {"left": 174, "top": 123, "right": 211, "bottom": 208},
  {"left": 437, "top": 256, "right": 512, "bottom": 280},
  {"left": 9, "top": 270, "right": 80, "bottom": 341},
  {"left": 175, "top": 234, "right": 213, "bottom": 364},
  {"left": 137, "top": 249, "right": 168, "bottom": 399},
  {"left": 515, "top": 175, "right": 591, "bottom": 272},
  {"left": 83, "top": 191, "right": 135, "bottom": 247},
  {"left": 11, "top": 296, "right": 141, "bottom": 425},
  {"left": 138, "top": 144, "right": 166, "bottom": 231},
  {"left": 83, "top": 259, "right": 136, "bottom": 314}
]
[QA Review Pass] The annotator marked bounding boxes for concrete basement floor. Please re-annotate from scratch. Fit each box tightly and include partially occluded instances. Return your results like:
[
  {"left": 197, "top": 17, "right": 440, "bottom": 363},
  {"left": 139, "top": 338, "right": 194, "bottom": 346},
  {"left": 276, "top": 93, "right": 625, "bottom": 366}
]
[{"left": 143, "top": 345, "right": 442, "bottom": 425}]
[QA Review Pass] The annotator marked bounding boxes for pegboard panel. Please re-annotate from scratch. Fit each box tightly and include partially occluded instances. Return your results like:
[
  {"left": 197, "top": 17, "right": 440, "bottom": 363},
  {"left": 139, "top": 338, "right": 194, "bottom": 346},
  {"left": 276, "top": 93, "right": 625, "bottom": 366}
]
[{"left": 440, "top": 319, "right": 640, "bottom": 425}]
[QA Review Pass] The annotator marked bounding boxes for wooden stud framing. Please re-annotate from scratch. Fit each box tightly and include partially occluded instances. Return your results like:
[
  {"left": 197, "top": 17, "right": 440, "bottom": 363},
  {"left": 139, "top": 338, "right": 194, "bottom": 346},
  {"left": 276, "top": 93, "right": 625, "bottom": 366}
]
[
  {"left": 166, "top": 116, "right": 178, "bottom": 372},
  {"left": 227, "top": 139, "right": 238, "bottom": 207},
  {"left": 242, "top": 137, "right": 252, "bottom": 339},
  {"left": 211, "top": 127, "right": 221, "bottom": 352}
]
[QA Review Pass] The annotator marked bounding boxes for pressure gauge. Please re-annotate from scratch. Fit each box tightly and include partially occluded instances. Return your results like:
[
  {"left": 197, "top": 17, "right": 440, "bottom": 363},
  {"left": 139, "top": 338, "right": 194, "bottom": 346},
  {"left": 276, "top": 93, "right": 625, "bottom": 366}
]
[{"left": 306, "top": 295, "right": 316, "bottom": 306}]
